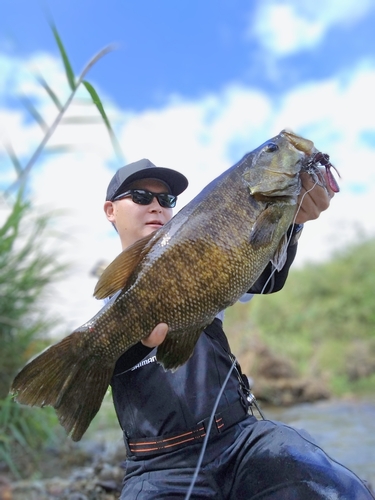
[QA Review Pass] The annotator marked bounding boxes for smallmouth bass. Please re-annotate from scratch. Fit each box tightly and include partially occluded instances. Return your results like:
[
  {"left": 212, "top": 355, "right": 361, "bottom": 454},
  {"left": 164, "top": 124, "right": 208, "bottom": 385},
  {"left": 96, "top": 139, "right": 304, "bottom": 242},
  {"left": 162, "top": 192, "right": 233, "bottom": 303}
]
[{"left": 11, "top": 130, "right": 334, "bottom": 441}]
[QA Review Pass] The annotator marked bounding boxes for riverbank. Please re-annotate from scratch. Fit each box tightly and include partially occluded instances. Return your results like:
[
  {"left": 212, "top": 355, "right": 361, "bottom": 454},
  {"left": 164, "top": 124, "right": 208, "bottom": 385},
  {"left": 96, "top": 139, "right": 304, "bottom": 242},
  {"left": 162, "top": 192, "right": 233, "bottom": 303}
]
[{"left": 1, "top": 398, "right": 374, "bottom": 499}]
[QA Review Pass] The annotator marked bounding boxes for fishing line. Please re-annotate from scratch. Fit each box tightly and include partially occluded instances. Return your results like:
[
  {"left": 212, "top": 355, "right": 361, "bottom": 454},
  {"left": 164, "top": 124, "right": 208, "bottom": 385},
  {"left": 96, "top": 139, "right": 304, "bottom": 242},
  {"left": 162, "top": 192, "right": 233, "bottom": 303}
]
[
  {"left": 259, "top": 178, "right": 319, "bottom": 295},
  {"left": 185, "top": 171, "right": 322, "bottom": 498},
  {"left": 184, "top": 357, "right": 237, "bottom": 500}
]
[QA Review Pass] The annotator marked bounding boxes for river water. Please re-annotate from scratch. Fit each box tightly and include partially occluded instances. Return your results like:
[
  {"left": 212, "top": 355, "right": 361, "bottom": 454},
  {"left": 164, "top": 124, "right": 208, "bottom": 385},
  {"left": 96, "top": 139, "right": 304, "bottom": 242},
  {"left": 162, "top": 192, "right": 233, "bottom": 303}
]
[{"left": 265, "top": 398, "right": 375, "bottom": 487}]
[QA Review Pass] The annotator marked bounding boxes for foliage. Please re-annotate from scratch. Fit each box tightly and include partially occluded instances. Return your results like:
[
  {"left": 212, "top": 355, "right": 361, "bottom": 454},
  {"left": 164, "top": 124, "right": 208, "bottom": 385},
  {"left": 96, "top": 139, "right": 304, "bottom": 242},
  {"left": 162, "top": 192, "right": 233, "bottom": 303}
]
[
  {"left": 225, "top": 238, "right": 375, "bottom": 396},
  {"left": 5, "top": 20, "right": 123, "bottom": 196},
  {"left": 0, "top": 395, "right": 60, "bottom": 479},
  {"left": 0, "top": 191, "right": 69, "bottom": 478},
  {"left": 0, "top": 22, "right": 121, "bottom": 478},
  {"left": 0, "top": 191, "right": 65, "bottom": 398}
]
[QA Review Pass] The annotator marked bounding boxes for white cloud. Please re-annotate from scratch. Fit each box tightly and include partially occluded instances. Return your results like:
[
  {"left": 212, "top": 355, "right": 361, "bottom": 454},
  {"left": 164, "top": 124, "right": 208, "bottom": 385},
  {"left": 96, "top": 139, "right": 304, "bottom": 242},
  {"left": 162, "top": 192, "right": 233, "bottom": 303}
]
[
  {"left": 2, "top": 49, "right": 375, "bottom": 336},
  {"left": 250, "top": 3, "right": 323, "bottom": 55},
  {"left": 118, "top": 86, "right": 272, "bottom": 204},
  {"left": 250, "top": 0, "right": 374, "bottom": 56}
]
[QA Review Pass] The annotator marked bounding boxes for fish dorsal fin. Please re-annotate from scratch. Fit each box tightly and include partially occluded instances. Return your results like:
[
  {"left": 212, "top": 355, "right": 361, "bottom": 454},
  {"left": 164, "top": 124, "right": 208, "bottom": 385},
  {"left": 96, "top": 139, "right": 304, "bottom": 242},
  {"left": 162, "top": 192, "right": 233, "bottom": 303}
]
[{"left": 94, "top": 232, "right": 155, "bottom": 300}]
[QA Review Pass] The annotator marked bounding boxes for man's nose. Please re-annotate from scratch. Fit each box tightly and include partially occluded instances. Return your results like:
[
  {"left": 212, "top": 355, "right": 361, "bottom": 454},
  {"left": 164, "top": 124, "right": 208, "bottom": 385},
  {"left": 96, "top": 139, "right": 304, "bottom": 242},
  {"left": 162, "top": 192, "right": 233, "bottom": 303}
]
[{"left": 149, "top": 197, "right": 162, "bottom": 211}]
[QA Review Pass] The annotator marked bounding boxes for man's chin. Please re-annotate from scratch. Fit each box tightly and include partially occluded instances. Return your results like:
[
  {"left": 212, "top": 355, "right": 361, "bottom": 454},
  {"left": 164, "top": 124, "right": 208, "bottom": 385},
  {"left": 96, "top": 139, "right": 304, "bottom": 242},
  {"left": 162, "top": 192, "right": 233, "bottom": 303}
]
[{"left": 145, "top": 224, "right": 163, "bottom": 232}]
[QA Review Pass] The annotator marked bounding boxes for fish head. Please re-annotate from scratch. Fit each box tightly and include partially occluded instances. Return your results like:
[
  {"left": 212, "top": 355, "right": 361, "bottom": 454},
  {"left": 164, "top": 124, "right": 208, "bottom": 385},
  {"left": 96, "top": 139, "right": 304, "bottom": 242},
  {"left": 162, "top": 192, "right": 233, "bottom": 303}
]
[{"left": 243, "top": 129, "right": 315, "bottom": 198}]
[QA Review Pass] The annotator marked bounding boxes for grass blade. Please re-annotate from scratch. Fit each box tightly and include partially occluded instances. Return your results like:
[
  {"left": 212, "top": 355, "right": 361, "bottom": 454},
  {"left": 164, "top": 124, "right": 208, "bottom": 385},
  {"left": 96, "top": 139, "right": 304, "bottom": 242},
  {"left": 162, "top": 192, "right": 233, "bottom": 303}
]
[
  {"left": 43, "top": 145, "right": 76, "bottom": 154},
  {"left": 20, "top": 95, "right": 48, "bottom": 132},
  {"left": 61, "top": 116, "right": 106, "bottom": 124},
  {"left": 9, "top": 423, "right": 29, "bottom": 448},
  {"left": 82, "top": 80, "right": 111, "bottom": 129},
  {"left": 3, "top": 142, "right": 23, "bottom": 176},
  {"left": 50, "top": 22, "right": 76, "bottom": 91},
  {"left": 36, "top": 74, "right": 63, "bottom": 111},
  {"left": 0, "top": 444, "right": 21, "bottom": 479},
  {"left": 83, "top": 80, "right": 124, "bottom": 162}
]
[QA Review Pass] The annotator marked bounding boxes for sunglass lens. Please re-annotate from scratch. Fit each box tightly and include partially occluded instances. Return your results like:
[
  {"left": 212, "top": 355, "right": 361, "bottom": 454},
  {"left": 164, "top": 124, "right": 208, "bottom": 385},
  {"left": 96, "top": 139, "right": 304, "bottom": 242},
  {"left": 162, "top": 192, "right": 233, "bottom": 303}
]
[
  {"left": 128, "top": 190, "right": 176, "bottom": 208},
  {"left": 158, "top": 194, "right": 176, "bottom": 208},
  {"left": 132, "top": 190, "right": 154, "bottom": 205}
]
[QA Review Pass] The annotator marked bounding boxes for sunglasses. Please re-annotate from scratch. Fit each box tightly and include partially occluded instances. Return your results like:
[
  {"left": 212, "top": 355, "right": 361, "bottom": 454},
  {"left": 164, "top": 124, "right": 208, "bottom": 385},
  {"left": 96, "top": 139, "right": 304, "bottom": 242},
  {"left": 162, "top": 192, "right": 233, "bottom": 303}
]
[{"left": 113, "top": 189, "right": 177, "bottom": 208}]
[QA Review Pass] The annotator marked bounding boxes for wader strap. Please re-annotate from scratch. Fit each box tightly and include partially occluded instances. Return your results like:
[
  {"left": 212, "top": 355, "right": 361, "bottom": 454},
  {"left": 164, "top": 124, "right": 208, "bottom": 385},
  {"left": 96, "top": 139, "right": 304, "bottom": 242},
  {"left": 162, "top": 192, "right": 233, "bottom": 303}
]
[
  {"left": 205, "top": 318, "right": 266, "bottom": 420},
  {"left": 125, "top": 399, "right": 249, "bottom": 458}
]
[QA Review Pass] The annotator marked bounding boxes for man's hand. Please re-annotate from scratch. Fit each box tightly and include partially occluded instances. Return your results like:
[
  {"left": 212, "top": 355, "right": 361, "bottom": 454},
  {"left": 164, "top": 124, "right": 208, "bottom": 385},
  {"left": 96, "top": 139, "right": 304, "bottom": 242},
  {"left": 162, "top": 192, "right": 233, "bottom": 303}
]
[
  {"left": 141, "top": 323, "right": 169, "bottom": 348},
  {"left": 295, "top": 168, "right": 336, "bottom": 224}
]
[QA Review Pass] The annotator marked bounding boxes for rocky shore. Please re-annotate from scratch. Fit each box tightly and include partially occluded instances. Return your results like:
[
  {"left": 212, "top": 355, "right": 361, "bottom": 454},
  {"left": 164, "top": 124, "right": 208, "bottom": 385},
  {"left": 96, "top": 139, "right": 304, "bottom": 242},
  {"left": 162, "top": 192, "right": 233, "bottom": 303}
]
[{"left": 1, "top": 438, "right": 126, "bottom": 500}]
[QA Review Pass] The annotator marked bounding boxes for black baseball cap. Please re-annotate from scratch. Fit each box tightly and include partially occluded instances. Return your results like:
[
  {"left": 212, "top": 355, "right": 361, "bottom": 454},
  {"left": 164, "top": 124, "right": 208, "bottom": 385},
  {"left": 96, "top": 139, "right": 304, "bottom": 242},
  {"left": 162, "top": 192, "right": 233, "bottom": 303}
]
[{"left": 106, "top": 159, "right": 189, "bottom": 201}]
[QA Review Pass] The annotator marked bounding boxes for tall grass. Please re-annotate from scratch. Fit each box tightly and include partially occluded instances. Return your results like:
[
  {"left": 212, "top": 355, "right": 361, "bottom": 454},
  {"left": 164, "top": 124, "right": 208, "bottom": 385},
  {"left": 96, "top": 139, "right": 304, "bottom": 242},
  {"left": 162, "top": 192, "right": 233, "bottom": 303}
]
[{"left": 1, "top": 21, "right": 121, "bottom": 478}]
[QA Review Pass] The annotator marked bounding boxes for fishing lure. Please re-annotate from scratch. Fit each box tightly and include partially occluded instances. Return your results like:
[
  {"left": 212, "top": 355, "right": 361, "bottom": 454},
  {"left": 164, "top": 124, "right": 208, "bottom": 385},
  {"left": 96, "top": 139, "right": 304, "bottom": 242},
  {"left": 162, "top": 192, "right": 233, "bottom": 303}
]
[{"left": 304, "top": 151, "right": 341, "bottom": 193}]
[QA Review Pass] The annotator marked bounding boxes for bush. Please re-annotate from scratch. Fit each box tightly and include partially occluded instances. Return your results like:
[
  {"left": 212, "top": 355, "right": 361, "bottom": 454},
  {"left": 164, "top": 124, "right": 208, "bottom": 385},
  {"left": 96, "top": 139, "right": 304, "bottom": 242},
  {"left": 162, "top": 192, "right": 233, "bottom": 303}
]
[
  {"left": 0, "top": 192, "right": 65, "bottom": 397},
  {"left": 0, "top": 191, "right": 66, "bottom": 477}
]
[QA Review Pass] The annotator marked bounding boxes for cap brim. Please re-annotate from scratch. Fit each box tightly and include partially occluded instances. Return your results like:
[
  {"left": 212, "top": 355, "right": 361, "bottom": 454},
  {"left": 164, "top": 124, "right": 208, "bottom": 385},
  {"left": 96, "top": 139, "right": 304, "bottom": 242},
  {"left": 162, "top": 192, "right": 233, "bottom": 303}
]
[{"left": 114, "top": 167, "right": 188, "bottom": 198}]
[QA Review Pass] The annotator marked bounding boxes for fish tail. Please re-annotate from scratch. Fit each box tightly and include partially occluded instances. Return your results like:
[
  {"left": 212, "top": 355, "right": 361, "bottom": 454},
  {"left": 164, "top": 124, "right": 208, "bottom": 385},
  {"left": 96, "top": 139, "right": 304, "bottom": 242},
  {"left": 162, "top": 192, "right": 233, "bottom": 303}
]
[{"left": 10, "top": 333, "right": 114, "bottom": 441}]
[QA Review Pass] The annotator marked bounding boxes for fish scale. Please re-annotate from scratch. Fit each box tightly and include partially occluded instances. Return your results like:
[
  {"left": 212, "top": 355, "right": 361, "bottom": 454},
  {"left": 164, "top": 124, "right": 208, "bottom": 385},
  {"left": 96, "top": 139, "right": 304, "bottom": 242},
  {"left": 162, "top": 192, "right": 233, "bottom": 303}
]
[{"left": 11, "top": 129, "right": 327, "bottom": 441}]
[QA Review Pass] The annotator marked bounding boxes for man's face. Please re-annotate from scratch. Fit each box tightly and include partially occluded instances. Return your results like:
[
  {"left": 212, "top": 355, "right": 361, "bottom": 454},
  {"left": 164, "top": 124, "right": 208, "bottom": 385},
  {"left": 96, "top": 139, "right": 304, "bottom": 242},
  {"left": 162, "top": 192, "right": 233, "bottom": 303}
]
[{"left": 104, "top": 179, "right": 174, "bottom": 250}]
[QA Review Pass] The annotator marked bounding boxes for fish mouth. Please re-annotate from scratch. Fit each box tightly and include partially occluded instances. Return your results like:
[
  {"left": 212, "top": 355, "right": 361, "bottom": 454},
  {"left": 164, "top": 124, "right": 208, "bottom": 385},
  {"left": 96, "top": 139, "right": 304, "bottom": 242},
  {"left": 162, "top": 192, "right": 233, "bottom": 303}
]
[{"left": 282, "top": 129, "right": 315, "bottom": 155}]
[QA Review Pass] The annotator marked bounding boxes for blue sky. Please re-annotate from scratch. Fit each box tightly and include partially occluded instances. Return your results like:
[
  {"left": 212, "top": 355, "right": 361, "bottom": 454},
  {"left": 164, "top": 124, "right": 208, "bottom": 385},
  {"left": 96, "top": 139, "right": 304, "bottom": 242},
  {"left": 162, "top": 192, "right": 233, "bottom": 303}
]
[
  {"left": 1, "top": 0, "right": 375, "bottom": 330},
  {"left": 2, "top": 0, "right": 375, "bottom": 111},
  {"left": 2, "top": 1, "right": 375, "bottom": 135}
]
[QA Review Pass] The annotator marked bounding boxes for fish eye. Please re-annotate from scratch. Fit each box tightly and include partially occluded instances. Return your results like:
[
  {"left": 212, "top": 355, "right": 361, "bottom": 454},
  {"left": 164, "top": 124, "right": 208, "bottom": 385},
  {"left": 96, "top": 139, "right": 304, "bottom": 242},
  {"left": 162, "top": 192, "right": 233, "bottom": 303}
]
[{"left": 265, "top": 142, "right": 278, "bottom": 153}]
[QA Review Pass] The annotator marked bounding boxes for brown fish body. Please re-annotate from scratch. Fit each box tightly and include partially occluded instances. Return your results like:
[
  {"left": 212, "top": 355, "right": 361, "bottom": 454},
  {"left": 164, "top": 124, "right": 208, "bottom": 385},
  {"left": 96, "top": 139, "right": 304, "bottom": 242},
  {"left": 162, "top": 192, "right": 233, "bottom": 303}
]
[
  {"left": 76, "top": 131, "right": 305, "bottom": 367},
  {"left": 11, "top": 130, "right": 319, "bottom": 440}
]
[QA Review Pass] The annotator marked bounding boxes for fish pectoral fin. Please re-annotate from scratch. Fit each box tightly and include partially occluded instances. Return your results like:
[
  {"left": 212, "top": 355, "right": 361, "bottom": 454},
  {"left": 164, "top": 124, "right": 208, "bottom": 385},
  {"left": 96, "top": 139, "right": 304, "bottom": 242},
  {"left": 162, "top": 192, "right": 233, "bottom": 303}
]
[
  {"left": 94, "top": 232, "right": 156, "bottom": 299},
  {"left": 271, "top": 234, "right": 289, "bottom": 271},
  {"left": 156, "top": 328, "right": 204, "bottom": 371},
  {"left": 249, "top": 206, "right": 283, "bottom": 249}
]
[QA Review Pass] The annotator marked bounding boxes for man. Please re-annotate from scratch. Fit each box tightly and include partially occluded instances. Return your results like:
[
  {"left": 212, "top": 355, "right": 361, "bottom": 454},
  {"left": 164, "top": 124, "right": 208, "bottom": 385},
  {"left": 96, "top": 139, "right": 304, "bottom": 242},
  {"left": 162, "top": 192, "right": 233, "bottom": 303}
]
[{"left": 104, "top": 158, "right": 374, "bottom": 499}]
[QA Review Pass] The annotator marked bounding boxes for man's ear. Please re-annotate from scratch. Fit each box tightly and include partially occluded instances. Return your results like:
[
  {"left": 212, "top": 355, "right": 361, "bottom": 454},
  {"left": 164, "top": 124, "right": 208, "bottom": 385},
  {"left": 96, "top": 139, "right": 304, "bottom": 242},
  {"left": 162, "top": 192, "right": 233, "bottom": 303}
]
[{"left": 104, "top": 201, "right": 115, "bottom": 222}]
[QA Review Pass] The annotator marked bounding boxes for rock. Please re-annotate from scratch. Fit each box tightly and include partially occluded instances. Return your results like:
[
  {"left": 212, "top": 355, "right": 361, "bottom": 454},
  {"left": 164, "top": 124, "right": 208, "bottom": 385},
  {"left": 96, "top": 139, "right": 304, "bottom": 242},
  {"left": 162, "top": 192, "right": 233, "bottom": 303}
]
[
  {"left": 237, "top": 336, "right": 331, "bottom": 406},
  {"left": 0, "top": 474, "right": 12, "bottom": 500},
  {"left": 4, "top": 440, "right": 125, "bottom": 500},
  {"left": 253, "top": 377, "right": 331, "bottom": 406},
  {"left": 345, "top": 340, "right": 375, "bottom": 381},
  {"left": 256, "top": 355, "right": 297, "bottom": 380}
]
